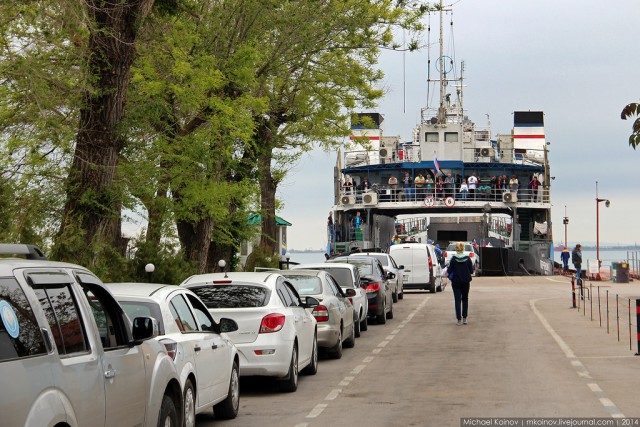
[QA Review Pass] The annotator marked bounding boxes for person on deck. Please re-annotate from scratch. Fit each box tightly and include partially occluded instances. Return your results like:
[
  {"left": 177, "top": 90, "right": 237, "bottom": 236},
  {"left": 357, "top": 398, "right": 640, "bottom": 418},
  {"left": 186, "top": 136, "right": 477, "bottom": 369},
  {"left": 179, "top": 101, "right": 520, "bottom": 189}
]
[{"left": 467, "top": 173, "right": 478, "bottom": 200}]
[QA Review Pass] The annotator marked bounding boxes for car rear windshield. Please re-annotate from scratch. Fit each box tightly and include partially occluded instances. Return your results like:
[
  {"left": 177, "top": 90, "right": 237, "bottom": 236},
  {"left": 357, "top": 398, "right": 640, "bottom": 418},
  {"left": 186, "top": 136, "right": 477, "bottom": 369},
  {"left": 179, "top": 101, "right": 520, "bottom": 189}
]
[
  {"left": 332, "top": 259, "right": 373, "bottom": 276},
  {"left": 284, "top": 276, "right": 322, "bottom": 295},
  {"left": 188, "top": 285, "right": 269, "bottom": 308},
  {"left": 446, "top": 244, "right": 473, "bottom": 252},
  {"left": 313, "top": 268, "right": 354, "bottom": 288},
  {"left": 364, "top": 254, "right": 387, "bottom": 266}
]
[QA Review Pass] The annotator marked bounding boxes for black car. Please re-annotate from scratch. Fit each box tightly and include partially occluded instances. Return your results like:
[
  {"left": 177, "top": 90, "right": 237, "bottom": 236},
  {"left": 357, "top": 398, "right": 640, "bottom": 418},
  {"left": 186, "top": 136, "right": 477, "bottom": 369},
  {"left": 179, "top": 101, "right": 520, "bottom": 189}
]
[{"left": 326, "top": 256, "right": 394, "bottom": 324}]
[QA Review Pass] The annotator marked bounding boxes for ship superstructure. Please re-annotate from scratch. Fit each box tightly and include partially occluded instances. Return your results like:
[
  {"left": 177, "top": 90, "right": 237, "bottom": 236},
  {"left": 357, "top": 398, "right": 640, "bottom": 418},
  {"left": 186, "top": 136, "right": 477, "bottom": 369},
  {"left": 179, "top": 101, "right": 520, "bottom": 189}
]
[{"left": 330, "top": 2, "right": 553, "bottom": 275}]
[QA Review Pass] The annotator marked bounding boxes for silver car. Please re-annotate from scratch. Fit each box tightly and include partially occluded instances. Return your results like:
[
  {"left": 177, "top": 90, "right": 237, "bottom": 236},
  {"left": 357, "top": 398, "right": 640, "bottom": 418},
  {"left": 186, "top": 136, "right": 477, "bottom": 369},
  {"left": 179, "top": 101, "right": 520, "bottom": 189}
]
[
  {"left": 280, "top": 269, "right": 356, "bottom": 359},
  {"left": 290, "top": 263, "right": 368, "bottom": 336},
  {"left": 106, "top": 283, "right": 241, "bottom": 426},
  {"left": 0, "top": 244, "right": 182, "bottom": 427}
]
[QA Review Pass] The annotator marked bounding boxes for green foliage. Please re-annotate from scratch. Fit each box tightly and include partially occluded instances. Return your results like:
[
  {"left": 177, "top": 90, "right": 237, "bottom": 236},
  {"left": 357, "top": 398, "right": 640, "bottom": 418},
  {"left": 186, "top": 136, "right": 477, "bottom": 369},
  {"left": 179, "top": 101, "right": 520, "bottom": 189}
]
[
  {"left": 243, "top": 246, "right": 281, "bottom": 273},
  {"left": 621, "top": 102, "right": 640, "bottom": 149}
]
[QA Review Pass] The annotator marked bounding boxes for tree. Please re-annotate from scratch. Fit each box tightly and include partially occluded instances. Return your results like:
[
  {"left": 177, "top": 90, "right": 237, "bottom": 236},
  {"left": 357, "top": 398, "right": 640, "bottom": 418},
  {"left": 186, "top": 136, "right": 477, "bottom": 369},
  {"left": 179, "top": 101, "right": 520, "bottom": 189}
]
[
  {"left": 248, "top": 0, "right": 425, "bottom": 256},
  {"left": 621, "top": 102, "right": 640, "bottom": 149}
]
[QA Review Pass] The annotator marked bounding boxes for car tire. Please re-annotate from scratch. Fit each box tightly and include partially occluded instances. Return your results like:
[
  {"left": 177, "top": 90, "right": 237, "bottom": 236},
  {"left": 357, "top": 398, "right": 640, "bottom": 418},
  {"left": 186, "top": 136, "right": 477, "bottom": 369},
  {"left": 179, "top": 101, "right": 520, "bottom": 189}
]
[
  {"left": 398, "top": 288, "right": 404, "bottom": 300},
  {"left": 344, "top": 322, "right": 356, "bottom": 348},
  {"left": 392, "top": 290, "right": 398, "bottom": 303},
  {"left": 158, "top": 394, "right": 179, "bottom": 427},
  {"left": 360, "top": 312, "right": 368, "bottom": 332},
  {"left": 327, "top": 328, "right": 343, "bottom": 359},
  {"left": 376, "top": 302, "right": 386, "bottom": 324},
  {"left": 386, "top": 300, "right": 394, "bottom": 319},
  {"left": 183, "top": 379, "right": 196, "bottom": 427},
  {"left": 214, "top": 362, "right": 240, "bottom": 419},
  {"left": 354, "top": 314, "right": 361, "bottom": 338},
  {"left": 301, "top": 333, "right": 318, "bottom": 376},
  {"left": 279, "top": 344, "right": 299, "bottom": 392}
]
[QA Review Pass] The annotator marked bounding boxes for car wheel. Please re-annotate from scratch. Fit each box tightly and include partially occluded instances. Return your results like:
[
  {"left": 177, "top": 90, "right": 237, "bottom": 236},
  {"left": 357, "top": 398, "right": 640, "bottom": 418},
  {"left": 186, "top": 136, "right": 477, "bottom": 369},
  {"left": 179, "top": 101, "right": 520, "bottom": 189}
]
[
  {"left": 386, "top": 300, "right": 394, "bottom": 319},
  {"left": 158, "top": 394, "right": 179, "bottom": 427},
  {"left": 392, "top": 290, "right": 398, "bottom": 303},
  {"left": 279, "top": 344, "right": 299, "bottom": 392},
  {"left": 214, "top": 362, "right": 240, "bottom": 419},
  {"left": 344, "top": 321, "right": 356, "bottom": 348},
  {"left": 328, "top": 328, "right": 343, "bottom": 359},
  {"left": 360, "top": 311, "right": 368, "bottom": 332},
  {"left": 183, "top": 379, "right": 196, "bottom": 427},
  {"left": 376, "top": 302, "right": 386, "bottom": 324},
  {"left": 354, "top": 314, "right": 361, "bottom": 338},
  {"left": 398, "top": 288, "right": 404, "bottom": 300},
  {"left": 301, "top": 333, "right": 318, "bottom": 376}
]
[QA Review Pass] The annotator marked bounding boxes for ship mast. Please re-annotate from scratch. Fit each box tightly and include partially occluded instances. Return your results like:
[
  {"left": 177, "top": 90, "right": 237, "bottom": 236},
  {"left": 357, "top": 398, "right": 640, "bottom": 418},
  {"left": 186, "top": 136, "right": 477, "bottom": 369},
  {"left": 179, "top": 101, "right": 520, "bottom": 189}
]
[{"left": 436, "top": 0, "right": 446, "bottom": 124}]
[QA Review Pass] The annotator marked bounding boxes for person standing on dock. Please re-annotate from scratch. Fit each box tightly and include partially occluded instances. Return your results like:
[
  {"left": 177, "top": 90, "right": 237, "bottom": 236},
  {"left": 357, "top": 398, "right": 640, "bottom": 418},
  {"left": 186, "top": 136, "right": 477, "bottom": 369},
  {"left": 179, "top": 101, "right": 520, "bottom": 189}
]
[
  {"left": 447, "top": 242, "right": 475, "bottom": 325},
  {"left": 561, "top": 247, "right": 570, "bottom": 272},
  {"left": 572, "top": 244, "right": 583, "bottom": 280}
]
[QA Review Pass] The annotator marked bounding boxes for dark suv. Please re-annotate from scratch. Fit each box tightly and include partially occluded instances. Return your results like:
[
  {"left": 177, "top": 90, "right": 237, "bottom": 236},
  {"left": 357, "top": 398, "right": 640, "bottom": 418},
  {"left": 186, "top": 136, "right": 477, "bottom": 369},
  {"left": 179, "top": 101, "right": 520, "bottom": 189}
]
[{"left": 327, "top": 256, "right": 394, "bottom": 324}]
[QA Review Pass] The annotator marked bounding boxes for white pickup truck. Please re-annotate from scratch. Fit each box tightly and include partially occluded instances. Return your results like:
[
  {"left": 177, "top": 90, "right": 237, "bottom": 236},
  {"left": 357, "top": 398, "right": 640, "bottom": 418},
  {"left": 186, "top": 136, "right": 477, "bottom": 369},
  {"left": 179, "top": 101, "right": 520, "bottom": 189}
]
[{"left": 0, "top": 244, "right": 183, "bottom": 427}]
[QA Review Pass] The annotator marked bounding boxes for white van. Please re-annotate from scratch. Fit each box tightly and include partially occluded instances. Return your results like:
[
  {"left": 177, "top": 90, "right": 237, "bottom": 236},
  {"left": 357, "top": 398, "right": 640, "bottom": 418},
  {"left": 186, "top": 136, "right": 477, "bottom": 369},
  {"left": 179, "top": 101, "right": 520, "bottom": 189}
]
[{"left": 389, "top": 243, "right": 443, "bottom": 293}]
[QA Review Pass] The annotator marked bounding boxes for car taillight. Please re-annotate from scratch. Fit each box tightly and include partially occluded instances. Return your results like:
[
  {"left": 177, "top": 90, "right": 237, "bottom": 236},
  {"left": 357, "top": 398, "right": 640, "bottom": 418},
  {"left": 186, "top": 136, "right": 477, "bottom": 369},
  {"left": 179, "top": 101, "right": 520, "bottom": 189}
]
[
  {"left": 160, "top": 339, "right": 178, "bottom": 361},
  {"left": 348, "top": 297, "right": 353, "bottom": 305},
  {"left": 443, "top": 251, "right": 448, "bottom": 258},
  {"left": 469, "top": 252, "right": 475, "bottom": 258},
  {"left": 366, "top": 282, "right": 381, "bottom": 293},
  {"left": 429, "top": 257, "right": 433, "bottom": 270},
  {"left": 259, "top": 313, "right": 285, "bottom": 333},
  {"left": 312, "top": 305, "right": 329, "bottom": 322}
]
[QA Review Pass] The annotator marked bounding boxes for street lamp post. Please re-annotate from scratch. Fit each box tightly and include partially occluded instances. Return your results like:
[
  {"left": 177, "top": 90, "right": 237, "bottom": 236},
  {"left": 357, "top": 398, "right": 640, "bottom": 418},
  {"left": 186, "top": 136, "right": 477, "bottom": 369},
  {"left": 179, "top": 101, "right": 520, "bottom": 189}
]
[
  {"left": 144, "top": 263, "right": 155, "bottom": 283},
  {"left": 563, "top": 205, "right": 569, "bottom": 249},
  {"left": 218, "top": 259, "right": 228, "bottom": 278},
  {"left": 595, "top": 181, "right": 610, "bottom": 272}
]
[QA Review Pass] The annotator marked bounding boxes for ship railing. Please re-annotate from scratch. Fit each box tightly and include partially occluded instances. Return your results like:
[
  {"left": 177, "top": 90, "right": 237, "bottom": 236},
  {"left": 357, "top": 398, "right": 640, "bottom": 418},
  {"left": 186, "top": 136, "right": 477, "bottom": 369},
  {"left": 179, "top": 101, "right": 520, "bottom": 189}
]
[
  {"left": 343, "top": 146, "right": 421, "bottom": 167},
  {"left": 339, "top": 185, "right": 551, "bottom": 205}
]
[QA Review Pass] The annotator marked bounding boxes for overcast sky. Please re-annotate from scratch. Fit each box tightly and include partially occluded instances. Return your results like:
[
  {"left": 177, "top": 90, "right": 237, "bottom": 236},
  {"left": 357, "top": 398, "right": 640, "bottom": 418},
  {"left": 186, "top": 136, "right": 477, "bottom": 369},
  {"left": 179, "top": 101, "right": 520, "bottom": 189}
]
[{"left": 278, "top": 0, "right": 640, "bottom": 250}]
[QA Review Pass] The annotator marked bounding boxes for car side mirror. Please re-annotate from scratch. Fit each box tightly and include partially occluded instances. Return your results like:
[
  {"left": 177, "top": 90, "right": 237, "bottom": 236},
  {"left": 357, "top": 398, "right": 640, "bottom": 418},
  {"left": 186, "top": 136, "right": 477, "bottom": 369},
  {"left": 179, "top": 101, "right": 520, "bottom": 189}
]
[
  {"left": 398, "top": 265, "right": 404, "bottom": 270},
  {"left": 304, "top": 296, "right": 320, "bottom": 308},
  {"left": 132, "top": 316, "right": 159, "bottom": 341},
  {"left": 219, "top": 318, "right": 238, "bottom": 333},
  {"left": 344, "top": 288, "right": 357, "bottom": 297},
  {"left": 386, "top": 272, "right": 396, "bottom": 280}
]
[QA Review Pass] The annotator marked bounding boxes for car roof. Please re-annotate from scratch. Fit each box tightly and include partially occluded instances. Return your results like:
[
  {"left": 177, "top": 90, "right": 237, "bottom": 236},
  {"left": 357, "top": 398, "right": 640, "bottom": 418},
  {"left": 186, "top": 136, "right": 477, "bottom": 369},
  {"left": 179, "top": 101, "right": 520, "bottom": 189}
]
[
  {"left": 329, "top": 255, "right": 377, "bottom": 263},
  {"left": 291, "top": 263, "right": 356, "bottom": 271},
  {"left": 278, "top": 269, "right": 323, "bottom": 277},
  {"left": 181, "top": 271, "right": 279, "bottom": 286},
  {"left": 0, "top": 258, "right": 92, "bottom": 275},
  {"left": 104, "top": 282, "right": 178, "bottom": 297},
  {"left": 350, "top": 252, "right": 388, "bottom": 257}
]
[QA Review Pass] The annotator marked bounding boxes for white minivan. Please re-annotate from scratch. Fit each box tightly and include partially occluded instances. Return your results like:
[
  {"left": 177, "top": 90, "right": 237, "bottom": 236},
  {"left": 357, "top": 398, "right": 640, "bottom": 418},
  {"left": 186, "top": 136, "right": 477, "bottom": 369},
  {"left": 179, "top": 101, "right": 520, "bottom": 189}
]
[{"left": 389, "top": 243, "right": 443, "bottom": 293}]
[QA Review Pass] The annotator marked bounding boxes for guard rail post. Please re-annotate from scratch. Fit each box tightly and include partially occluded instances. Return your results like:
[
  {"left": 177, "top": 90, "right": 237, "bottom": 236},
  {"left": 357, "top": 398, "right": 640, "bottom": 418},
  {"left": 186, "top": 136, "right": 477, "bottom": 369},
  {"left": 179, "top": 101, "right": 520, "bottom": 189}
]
[
  {"left": 636, "top": 299, "right": 640, "bottom": 356},
  {"left": 606, "top": 290, "right": 609, "bottom": 334},
  {"left": 571, "top": 276, "right": 577, "bottom": 308}
]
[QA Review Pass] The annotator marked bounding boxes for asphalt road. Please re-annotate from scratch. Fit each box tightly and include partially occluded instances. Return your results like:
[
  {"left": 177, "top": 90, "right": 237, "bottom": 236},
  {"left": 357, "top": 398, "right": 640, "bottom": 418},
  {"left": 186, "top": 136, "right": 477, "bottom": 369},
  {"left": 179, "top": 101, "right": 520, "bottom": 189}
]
[{"left": 195, "top": 276, "right": 640, "bottom": 427}]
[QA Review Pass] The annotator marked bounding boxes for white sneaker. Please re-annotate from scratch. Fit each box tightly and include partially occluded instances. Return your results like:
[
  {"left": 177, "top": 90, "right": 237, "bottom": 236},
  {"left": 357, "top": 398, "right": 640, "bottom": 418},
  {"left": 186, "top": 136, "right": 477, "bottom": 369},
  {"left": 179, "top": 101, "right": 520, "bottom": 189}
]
[
  {"left": 463, "top": 318, "right": 468, "bottom": 325},
  {"left": 456, "top": 319, "right": 462, "bottom": 326}
]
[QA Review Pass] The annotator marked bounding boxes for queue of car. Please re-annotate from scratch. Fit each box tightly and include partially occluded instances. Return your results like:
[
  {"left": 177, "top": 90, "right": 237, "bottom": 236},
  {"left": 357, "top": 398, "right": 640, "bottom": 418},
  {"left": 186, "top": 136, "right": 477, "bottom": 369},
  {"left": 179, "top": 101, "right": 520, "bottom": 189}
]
[{"left": 0, "top": 243, "right": 453, "bottom": 427}]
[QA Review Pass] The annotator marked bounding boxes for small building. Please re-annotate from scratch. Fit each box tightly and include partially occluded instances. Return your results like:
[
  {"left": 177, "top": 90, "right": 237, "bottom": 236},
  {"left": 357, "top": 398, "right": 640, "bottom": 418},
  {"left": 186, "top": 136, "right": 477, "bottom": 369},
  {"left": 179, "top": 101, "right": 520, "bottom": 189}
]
[{"left": 239, "top": 213, "right": 292, "bottom": 266}]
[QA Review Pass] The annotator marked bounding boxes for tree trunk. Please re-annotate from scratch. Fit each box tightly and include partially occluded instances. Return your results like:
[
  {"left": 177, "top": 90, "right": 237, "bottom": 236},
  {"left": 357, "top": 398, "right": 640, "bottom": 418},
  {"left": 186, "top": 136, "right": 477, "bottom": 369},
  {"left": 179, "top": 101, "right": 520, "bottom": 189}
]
[
  {"left": 258, "top": 150, "right": 278, "bottom": 256},
  {"left": 177, "top": 217, "right": 213, "bottom": 274},
  {"left": 56, "top": 0, "right": 155, "bottom": 262}
]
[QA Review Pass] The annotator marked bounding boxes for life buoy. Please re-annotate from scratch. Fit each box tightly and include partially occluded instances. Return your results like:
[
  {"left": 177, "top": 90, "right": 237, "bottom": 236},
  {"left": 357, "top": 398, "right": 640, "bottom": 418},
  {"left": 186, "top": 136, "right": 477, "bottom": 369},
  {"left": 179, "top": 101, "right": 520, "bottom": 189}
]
[
  {"left": 424, "top": 197, "right": 435, "bottom": 207},
  {"left": 444, "top": 197, "right": 455, "bottom": 207}
]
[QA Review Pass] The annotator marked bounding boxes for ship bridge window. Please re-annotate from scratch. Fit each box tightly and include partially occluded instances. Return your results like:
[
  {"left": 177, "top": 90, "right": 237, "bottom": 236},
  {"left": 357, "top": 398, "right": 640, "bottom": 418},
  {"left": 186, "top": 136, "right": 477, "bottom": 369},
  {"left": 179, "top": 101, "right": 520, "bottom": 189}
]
[
  {"left": 444, "top": 132, "right": 459, "bottom": 142},
  {"left": 425, "top": 132, "right": 439, "bottom": 142}
]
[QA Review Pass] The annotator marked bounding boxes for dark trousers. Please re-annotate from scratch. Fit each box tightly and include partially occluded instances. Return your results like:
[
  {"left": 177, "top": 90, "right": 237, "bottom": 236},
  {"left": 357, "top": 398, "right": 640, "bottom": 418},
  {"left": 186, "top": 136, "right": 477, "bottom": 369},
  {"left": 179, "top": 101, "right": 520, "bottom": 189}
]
[{"left": 452, "top": 281, "right": 470, "bottom": 320}]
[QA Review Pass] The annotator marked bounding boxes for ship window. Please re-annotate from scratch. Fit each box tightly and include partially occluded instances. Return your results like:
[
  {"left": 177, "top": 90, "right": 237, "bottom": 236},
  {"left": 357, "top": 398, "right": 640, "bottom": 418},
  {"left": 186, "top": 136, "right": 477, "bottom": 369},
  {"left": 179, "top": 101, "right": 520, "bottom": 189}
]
[
  {"left": 425, "top": 132, "right": 438, "bottom": 142},
  {"left": 444, "top": 132, "right": 459, "bottom": 142}
]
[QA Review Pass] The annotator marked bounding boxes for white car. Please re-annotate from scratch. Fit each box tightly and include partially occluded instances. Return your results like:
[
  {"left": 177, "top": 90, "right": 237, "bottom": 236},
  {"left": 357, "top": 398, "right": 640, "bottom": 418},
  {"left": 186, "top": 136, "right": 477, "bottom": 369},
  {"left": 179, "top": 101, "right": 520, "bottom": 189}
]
[
  {"left": 291, "top": 263, "right": 369, "bottom": 335},
  {"left": 443, "top": 242, "right": 479, "bottom": 275},
  {"left": 389, "top": 243, "right": 443, "bottom": 293},
  {"left": 348, "top": 252, "right": 405, "bottom": 302},
  {"left": 280, "top": 269, "right": 356, "bottom": 359},
  {"left": 181, "top": 272, "right": 319, "bottom": 392},
  {"left": 106, "top": 283, "right": 241, "bottom": 426}
]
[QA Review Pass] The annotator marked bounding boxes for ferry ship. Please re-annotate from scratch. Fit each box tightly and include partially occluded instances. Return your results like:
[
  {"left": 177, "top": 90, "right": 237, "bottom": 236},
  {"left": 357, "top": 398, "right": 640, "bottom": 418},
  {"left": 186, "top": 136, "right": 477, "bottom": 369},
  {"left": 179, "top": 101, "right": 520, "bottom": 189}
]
[{"left": 329, "top": 2, "right": 553, "bottom": 276}]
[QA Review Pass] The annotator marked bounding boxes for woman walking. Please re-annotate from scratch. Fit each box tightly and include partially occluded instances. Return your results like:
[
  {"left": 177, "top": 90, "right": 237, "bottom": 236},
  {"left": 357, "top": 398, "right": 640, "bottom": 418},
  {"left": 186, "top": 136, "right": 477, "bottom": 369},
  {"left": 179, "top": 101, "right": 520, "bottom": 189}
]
[{"left": 447, "top": 241, "right": 475, "bottom": 325}]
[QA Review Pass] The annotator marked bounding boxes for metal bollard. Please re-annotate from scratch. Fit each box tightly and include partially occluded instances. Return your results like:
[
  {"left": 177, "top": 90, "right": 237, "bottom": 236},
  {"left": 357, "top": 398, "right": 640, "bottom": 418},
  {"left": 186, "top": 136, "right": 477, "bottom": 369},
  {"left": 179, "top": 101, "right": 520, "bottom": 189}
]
[
  {"left": 606, "top": 290, "right": 609, "bottom": 334},
  {"left": 636, "top": 299, "right": 640, "bottom": 356},
  {"left": 571, "top": 276, "right": 576, "bottom": 309}
]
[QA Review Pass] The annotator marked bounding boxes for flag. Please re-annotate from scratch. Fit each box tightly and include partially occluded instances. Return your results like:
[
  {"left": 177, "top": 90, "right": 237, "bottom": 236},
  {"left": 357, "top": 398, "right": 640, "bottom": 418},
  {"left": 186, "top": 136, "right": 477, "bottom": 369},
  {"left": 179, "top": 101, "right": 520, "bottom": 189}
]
[{"left": 434, "top": 157, "right": 442, "bottom": 175}]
